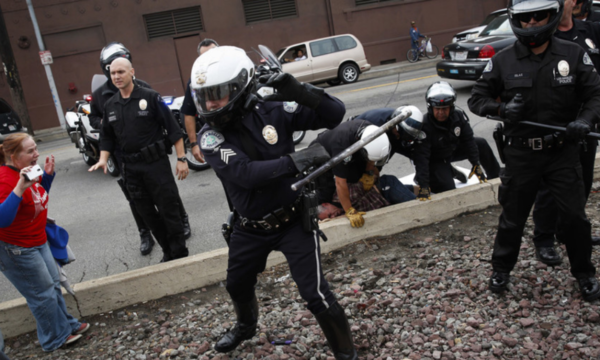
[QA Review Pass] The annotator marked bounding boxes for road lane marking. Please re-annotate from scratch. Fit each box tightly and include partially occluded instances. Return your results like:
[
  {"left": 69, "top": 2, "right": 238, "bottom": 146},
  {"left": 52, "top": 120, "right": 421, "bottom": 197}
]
[{"left": 331, "top": 74, "right": 438, "bottom": 95}]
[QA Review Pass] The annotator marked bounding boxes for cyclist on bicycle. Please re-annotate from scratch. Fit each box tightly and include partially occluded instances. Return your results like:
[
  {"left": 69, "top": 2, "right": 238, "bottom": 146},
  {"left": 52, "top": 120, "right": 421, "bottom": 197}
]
[{"left": 410, "top": 21, "right": 426, "bottom": 53}]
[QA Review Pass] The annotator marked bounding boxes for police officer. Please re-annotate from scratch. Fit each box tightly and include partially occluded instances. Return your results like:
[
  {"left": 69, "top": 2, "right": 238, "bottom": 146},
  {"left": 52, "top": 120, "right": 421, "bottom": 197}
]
[
  {"left": 311, "top": 119, "right": 414, "bottom": 228},
  {"left": 574, "top": 0, "right": 600, "bottom": 21},
  {"left": 89, "top": 43, "right": 191, "bottom": 256},
  {"left": 468, "top": 0, "right": 600, "bottom": 301},
  {"left": 191, "top": 46, "right": 357, "bottom": 359},
  {"left": 89, "top": 58, "right": 190, "bottom": 263},
  {"left": 414, "top": 81, "right": 500, "bottom": 200},
  {"left": 181, "top": 39, "right": 219, "bottom": 163},
  {"left": 532, "top": 0, "right": 600, "bottom": 266}
]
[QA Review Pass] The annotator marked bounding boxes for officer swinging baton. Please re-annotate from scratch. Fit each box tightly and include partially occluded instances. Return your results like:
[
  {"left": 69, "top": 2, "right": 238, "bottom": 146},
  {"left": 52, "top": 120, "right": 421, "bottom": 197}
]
[
  {"left": 291, "top": 108, "right": 413, "bottom": 191},
  {"left": 486, "top": 116, "right": 600, "bottom": 140}
]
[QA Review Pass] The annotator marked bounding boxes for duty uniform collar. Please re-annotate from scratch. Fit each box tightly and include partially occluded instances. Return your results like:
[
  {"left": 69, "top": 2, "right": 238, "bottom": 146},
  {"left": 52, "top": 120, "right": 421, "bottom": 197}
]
[
  {"left": 115, "top": 82, "right": 144, "bottom": 104},
  {"left": 514, "top": 38, "right": 567, "bottom": 64}
]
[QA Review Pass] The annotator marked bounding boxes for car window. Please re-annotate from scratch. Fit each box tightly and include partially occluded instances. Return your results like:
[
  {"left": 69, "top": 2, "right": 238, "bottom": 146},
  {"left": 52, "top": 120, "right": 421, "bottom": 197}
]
[
  {"left": 334, "top": 36, "right": 357, "bottom": 51},
  {"left": 276, "top": 47, "right": 287, "bottom": 59},
  {"left": 310, "top": 39, "right": 337, "bottom": 57},
  {"left": 480, "top": 10, "right": 506, "bottom": 26},
  {"left": 479, "top": 14, "right": 512, "bottom": 37}
]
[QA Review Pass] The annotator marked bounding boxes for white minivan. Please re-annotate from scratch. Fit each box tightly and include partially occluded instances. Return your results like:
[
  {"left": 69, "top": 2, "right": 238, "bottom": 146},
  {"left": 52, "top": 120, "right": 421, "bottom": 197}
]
[{"left": 275, "top": 34, "right": 371, "bottom": 85}]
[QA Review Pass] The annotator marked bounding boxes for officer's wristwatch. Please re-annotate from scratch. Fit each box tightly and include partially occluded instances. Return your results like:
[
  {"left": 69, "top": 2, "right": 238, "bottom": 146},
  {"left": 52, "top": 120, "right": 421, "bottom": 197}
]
[
  {"left": 177, "top": 156, "right": 187, "bottom": 162},
  {"left": 191, "top": 143, "right": 199, "bottom": 148}
]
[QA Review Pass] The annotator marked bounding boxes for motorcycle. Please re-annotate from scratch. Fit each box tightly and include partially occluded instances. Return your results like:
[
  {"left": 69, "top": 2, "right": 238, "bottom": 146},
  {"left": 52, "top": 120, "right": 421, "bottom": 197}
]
[
  {"left": 164, "top": 96, "right": 211, "bottom": 171},
  {"left": 64, "top": 92, "right": 120, "bottom": 177}
]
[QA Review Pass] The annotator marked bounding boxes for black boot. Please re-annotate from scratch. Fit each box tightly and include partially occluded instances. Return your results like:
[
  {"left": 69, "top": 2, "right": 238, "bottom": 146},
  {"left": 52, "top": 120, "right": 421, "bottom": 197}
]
[
  {"left": 214, "top": 296, "right": 259, "bottom": 353},
  {"left": 315, "top": 302, "right": 358, "bottom": 360},
  {"left": 182, "top": 213, "right": 192, "bottom": 240},
  {"left": 139, "top": 229, "right": 154, "bottom": 256}
]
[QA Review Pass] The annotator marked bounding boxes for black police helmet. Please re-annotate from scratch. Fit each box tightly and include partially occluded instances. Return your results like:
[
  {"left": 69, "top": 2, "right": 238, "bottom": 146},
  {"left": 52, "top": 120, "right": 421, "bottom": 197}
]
[
  {"left": 574, "top": 0, "right": 593, "bottom": 17},
  {"left": 426, "top": 81, "right": 457, "bottom": 112},
  {"left": 100, "top": 42, "right": 132, "bottom": 79},
  {"left": 508, "top": 0, "right": 563, "bottom": 49}
]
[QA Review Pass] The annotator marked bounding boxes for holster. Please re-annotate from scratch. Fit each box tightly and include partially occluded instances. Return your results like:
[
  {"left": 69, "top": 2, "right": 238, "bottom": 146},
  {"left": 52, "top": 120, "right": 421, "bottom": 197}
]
[
  {"left": 221, "top": 211, "right": 236, "bottom": 246},
  {"left": 493, "top": 123, "right": 506, "bottom": 164},
  {"left": 139, "top": 139, "right": 169, "bottom": 163}
]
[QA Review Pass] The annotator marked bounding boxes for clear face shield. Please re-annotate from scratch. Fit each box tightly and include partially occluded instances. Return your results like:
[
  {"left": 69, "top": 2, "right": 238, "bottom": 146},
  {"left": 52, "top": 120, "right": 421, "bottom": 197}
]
[{"left": 192, "top": 69, "right": 249, "bottom": 116}]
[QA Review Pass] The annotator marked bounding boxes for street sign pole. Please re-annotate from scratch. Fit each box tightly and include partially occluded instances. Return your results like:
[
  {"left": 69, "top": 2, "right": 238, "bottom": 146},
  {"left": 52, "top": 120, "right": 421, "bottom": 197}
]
[{"left": 26, "top": 0, "right": 66, "bottom": 129}]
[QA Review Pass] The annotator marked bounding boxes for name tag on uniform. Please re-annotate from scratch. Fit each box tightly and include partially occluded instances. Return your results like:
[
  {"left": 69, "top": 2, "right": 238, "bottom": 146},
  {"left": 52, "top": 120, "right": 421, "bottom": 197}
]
[
  {"left": 506, "top": 73, "right": 530, "bottom": 80},
  {"left": 553, "top": 75, "right": 575, "bottom": 86},
  {"left": 138, "top": 110, "right": 149, "bottom": 116},
  {"left": 108, "top": 115, "right": 117, "bottom": 122}
]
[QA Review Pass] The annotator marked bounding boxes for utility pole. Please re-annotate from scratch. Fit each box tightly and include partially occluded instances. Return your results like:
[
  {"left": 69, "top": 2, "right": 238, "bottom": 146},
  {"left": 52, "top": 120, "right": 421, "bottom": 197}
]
[
  {"left": 26, "top": 0, "right": 66, "bottom": 129},
  {"left": 0, "top": 3, "right": 34, "bottom": 135}
]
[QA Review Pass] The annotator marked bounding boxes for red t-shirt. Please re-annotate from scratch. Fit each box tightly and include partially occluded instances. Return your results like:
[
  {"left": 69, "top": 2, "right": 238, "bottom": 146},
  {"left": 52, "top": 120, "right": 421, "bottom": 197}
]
[{"left": 0, "top": 166, "right": 48, "bottom": 247}]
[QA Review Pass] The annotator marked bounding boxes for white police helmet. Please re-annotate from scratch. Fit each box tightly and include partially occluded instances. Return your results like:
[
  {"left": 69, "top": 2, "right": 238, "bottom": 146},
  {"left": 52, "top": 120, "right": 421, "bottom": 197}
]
[
  {"left": 360, "top": 125, "right": 391, "bottom": 166},
  {"left": 190, "top": 46, "right": 255, "bottom": 131},
  {"left": 394, "top": 105, "right": 426, "bottom": 141}
]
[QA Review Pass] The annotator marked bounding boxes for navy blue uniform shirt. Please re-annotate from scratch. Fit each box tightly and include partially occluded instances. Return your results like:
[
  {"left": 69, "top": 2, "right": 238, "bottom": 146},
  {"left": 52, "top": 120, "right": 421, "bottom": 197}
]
[
  {"left": 199, "top": 95, "right": 345, "bottom": 219},
  {"left": 356, "top": 108, "right": 414, "bottom": 159},
  {"left": 89, "top": 79, "right": 151, "bottom": 130}
]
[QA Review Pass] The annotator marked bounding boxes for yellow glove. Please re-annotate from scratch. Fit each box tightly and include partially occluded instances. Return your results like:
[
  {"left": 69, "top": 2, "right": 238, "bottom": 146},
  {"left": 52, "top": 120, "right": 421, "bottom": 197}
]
[
  {"left": 468, "top": 164, "right": 488, "bottom": 184},
  {"left": 345, "top": 207, "right": 366, "bottom": 228},
  {"left": 359, "top": 173, "right": 376, "bottom": 192},
  {"left": 417, "top": 187, "right": 431, "bottom": 201}
]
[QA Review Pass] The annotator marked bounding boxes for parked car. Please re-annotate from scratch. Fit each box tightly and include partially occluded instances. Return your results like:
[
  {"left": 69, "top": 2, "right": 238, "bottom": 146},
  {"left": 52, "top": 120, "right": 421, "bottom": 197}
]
[
  {"left": 0, "top": 98, "right": 27, "bottom": 144},
  {"left": 452, "top": 9, "right": 506, "bottom": 43},
  {"left": 437, "top": 13, "right": 515, "bottom": 81},
  {"left": 275, "top": 34, "right": 371, "bottom": 85}
]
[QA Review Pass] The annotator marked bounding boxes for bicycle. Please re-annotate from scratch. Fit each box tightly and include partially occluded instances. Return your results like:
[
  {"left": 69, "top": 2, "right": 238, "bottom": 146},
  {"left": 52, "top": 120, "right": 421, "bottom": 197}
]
[{"left": 406, "top": 37, "right": 439, "bottom": 63}]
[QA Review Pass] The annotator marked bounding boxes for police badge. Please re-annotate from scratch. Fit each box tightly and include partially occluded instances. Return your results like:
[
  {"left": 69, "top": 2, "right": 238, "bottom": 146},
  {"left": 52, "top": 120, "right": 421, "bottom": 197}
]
[
  {"left": 262, "top": 125, "right": 278, "bottom": 145},
  {"left": 454, "top": 127, "right": 461, "bottom": 137},
  {"left": 283, "top": 101, "right": 298, "bottom": 113},
  {"left": 139, "top": 99, "right": 147, "bottom": 111},
  {"left": 558, "top": 60, "right": 570, "bottom": 77},
  {"left": 586, "top": 38, "right": 596, "bottom": 49}
]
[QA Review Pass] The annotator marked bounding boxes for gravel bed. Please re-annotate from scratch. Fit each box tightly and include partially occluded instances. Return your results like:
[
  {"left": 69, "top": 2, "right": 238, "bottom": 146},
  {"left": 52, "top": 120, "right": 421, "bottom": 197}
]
[{"left": 4, "top": 189, "right": 600, "bottom": 360}]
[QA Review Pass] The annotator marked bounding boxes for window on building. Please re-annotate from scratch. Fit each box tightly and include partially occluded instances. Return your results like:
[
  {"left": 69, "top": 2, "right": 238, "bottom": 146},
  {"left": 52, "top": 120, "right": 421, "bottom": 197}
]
[
  {"left": 242, "top": 0, "right": 298, "bottom": 24},
  {"left": 144, "top": 7, "right": 204, "bottom": 40},
  {"left": 355, "top": 0, "right": 394, "bottom": 6}
]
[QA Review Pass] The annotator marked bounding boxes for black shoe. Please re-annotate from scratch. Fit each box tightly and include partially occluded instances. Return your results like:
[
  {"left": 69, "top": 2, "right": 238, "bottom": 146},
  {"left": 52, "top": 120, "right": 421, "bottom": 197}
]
[
  {"left": 315, "top": 302, "right": 358, "bottom": 360},
  {"left": 577, "top": 277, "right": 600, "bottom": 302},
  {"left": 489, "top": 271, "right": 510, "bottom": 293},
  {"left": 182, "top": 214, "right": 192, "bottom": 240},
  {"left": 451, "top": 166, "right": 467, "bottom": 184},
  {"left": 592, "top": 236, "right": 600, "bottom": 246},
  {"left": 214, "top": 296, "right": 259, "bottom": 353},
  {"left": 139, "top": 229, "right": 154, "bottom": 256},
  {"left": 535, "top": 246, "right": 562, "bottom": 266}
]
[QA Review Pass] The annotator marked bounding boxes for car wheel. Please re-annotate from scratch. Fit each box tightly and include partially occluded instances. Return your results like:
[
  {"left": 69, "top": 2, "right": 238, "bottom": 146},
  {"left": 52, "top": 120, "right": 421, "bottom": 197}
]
[
  {"left": 185, "top": 138, "right": 211, "bottom": 171},
  {"left": 339, "top": 64, "right": 359, "bottom": 84},
  {"left": 107, "top": 156, "right": 120, "bottom": 177},
  {"left": 426, "top": 45, "right": 439, "bottom": 59},
  {"left": 292, "top": 131, "right": 305, "bottom": 145},
  {"left": 82, "top": 152, "right": 97, "bottom": 166},
  {"left": 327, "top": 79, "right": 342, "bottom": 86}
]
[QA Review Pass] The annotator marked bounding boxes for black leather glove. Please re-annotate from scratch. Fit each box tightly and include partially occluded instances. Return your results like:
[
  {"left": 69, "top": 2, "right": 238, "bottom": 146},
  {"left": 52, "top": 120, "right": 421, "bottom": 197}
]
[
  {"left": 469, "top": 163, "right": 487, "bottom": 183},
  {"left": 566, "top": 119, "right": 591, "bottom": 141},
  {"left": 287, "top": 143, "right": 330, "bottom": 173},
  {"left": 417, "top": 186, "right": 431, "bottom": 201},
  {"left": 499, "top": 94, "right": 524, "bottom": 123},
  {"left": 259, "top": 73, "right": 325, "bottom": 109}
]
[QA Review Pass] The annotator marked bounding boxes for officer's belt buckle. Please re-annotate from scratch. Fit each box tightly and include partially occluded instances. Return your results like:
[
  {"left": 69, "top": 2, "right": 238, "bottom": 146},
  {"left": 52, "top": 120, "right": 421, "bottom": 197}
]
[
  {"left": 529, "top": 138, "right": 543, "bottom": 150},
  {"left": 257, "top": 220, "right": 272, "bottom": 231}
]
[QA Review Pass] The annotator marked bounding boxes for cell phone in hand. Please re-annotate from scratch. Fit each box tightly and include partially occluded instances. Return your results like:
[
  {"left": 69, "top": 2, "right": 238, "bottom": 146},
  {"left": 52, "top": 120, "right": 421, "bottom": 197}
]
[{"left": 24, "top": 164, "right": 43, "bottom": 181}]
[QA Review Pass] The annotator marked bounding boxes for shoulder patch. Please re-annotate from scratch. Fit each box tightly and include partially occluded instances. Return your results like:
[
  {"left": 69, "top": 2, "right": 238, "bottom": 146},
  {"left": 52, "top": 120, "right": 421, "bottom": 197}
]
[
  {"left": 483, "top": 59, "right": 493, "bottom": 73},
  {"left": 454, "top": 127, "right": 461, "bottom": 137},
  {"left": 200, "top": 130, "right": 225, "bottom": 151},
  {"left": 283, "top": 101, "right": 298, "bottom": 113},
  {"left": 584, "top": 52, "right": 594, "bottom": 66}
]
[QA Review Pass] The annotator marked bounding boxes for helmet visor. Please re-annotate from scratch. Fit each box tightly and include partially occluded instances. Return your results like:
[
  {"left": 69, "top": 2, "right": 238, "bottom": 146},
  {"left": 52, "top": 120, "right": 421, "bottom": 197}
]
[{"left": 193, "top": 69, "right": 249, "bottom": 115}]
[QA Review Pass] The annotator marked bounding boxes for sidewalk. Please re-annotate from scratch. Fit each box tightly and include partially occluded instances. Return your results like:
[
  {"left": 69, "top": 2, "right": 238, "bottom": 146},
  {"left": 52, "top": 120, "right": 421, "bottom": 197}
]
[{"left": 32, "top": 59, "right": 439, "bottom": 144}]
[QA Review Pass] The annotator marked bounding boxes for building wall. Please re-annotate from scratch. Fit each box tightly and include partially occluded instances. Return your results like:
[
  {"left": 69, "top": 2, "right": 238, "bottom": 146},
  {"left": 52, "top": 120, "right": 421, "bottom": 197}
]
[{"left": 0, "top": 0, "right": 505, "bottom": 131}]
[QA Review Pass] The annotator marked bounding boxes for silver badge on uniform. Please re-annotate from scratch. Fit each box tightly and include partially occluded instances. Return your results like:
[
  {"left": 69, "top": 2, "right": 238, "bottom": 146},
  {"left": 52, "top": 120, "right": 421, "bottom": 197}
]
[
  {"left": 262, "top": 125, "right": 278, "bottom": 145},
  {"left": 200, "top": 130, "right": 225, "bottom": 150},
  {"left": 587, "top": 38, "right": 596, "bottom": 49},
  {"left": 454, "top": 127, "right": 461, "bottom": 137},
  {"left": 139, "top": 99, "right": 148, "bottom": 111},
  {"left": 343, "top": 155, "right": 352, "bottom": 164},
  {"left": 584, "top": 52, "right": 594, "bottom": 66},
  {"left": 558, "top": 60, "right": 570, "bottom": 77},
  {"left": 483, "top": 59, "right": 493, "bottom": 73},
  {"left": 283, "top": 101, "right": 298, "bottom": 113}
]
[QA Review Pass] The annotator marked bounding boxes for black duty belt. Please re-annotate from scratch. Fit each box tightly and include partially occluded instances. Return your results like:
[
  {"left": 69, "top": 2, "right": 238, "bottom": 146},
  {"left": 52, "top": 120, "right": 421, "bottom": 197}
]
[
  {"left": 240, "top": 197, "right": 302, "bottom": 231},
  {"left": 122, "top": 140, "right": 170, "bottom": 163},
  {"left": 506, "top": 134, "right": 564, "bottom": 151}
]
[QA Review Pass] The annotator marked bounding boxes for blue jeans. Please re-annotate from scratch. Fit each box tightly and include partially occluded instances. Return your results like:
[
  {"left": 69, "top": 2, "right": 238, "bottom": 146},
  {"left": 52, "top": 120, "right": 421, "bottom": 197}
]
[
  {"left": 0, "top": 241, "right": 80, "bottom": 352},
  {"left": 379, "top": 175, "right": 416, "bottom": 204}
]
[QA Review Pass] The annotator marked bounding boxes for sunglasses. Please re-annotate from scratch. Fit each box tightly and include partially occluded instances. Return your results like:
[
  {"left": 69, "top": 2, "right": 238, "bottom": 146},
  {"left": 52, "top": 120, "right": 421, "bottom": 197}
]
[{"left": 514, "top": 11, "right": 550, "bottom": 23}]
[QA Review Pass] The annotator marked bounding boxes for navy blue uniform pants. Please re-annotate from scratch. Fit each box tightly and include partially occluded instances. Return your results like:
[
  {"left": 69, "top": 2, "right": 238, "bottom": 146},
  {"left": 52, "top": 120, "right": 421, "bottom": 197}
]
[
  {"left": 493, "top": 143, "right": 595, "bottom": 279},
  {"left": 429, "top": 137, "right": 501, "bottom": 193},
  {"left": 226, "top": 220, "right": 336, "bottom": 314},
  {"left": 123, "top": 157, "right": 188, "bottom": 260},
  {"left": 532, "top": 140, "right": 597, "bottom": 247}
]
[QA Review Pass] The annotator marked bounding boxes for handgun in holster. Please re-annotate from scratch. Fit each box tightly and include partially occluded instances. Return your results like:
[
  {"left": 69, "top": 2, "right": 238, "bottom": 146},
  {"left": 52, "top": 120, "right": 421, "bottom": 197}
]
[
  {"left": 301, "top": 180, "right": 328, "bottom": 242},
  {"left": 221, "top": 211, "right": 236, "bottom": 246},
  {"left": 493, "top": 122, "right": 506, "bottom": 164}
]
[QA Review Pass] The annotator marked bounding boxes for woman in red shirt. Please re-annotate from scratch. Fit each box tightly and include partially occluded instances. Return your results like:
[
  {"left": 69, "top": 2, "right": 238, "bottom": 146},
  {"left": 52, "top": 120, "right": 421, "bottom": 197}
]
[{"left": 0, "top": 133, "right": 89, "bottom": 352}]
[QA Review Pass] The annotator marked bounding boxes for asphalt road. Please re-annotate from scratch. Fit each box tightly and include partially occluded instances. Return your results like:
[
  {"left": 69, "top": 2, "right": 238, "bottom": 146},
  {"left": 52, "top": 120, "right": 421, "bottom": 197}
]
[{"left": 0, "top": 67, "right": 502, "bottom": 302}]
